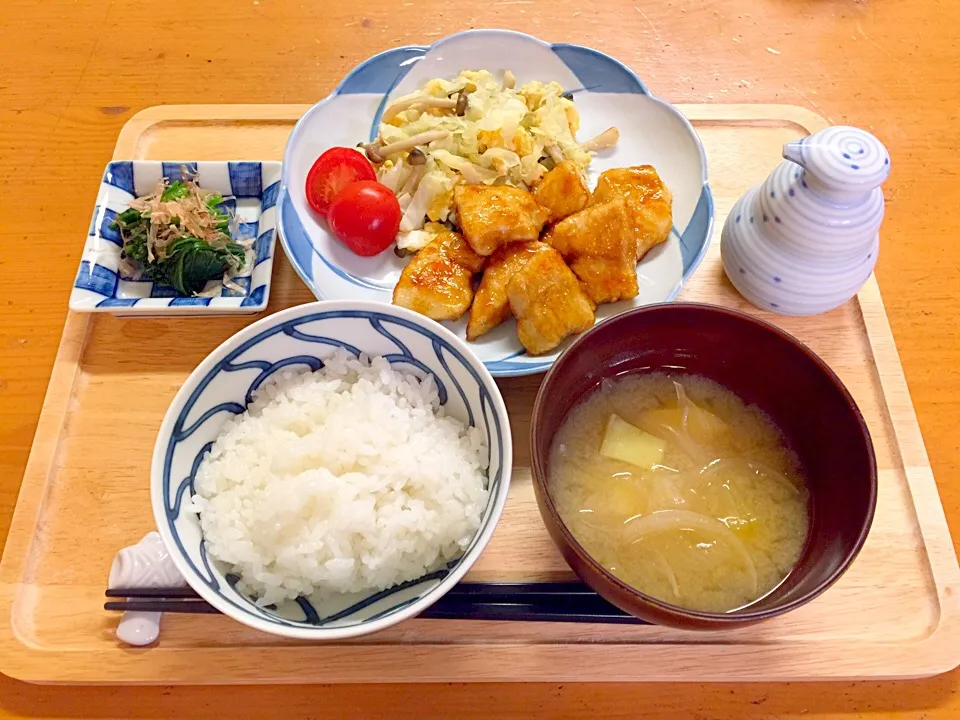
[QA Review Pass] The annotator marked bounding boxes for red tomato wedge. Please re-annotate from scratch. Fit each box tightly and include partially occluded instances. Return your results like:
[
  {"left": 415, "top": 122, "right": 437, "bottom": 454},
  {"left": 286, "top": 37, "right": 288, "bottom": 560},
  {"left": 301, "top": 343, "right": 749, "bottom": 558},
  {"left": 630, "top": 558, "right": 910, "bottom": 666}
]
[
  {"left": 305, "top": 147, "right": 376, "bottom": 217},
  {"left": 327, "top": 181, "right": 402, "bottom": 257}
]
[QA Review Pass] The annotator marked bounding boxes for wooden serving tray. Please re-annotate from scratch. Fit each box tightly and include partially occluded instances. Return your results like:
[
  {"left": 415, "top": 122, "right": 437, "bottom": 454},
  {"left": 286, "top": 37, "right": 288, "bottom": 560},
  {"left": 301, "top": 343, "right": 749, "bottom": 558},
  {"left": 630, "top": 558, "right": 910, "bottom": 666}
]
[{"left": 1, "top": 104, "right": 958, "bottom": 685}]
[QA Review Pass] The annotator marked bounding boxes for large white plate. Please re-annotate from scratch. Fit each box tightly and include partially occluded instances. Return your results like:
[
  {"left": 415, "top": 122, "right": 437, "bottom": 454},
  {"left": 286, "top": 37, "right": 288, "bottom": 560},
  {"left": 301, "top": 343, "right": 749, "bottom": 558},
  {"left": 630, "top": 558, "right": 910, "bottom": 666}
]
[{"left": 279, "top": 30, "right": 713, "bottom": 376}]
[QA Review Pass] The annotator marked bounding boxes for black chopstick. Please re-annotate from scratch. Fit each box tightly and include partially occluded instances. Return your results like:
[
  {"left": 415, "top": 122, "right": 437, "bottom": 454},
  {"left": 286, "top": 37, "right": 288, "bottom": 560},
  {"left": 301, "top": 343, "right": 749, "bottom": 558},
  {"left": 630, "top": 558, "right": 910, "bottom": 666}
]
[
  {"left": 421, "top": 603, "right": 644, "bottom": 625},
  {"left": 106, "top": 586, "right": 200, "bottom": 599},
  {"left": 105, "top": 599, "right": 220, "bottom": 614},
  {"left": 439, "top": 581, "right": 599, "bottom": 597},
  {"left": 105, "top": 598, "right": 645, "bottom": 624},
  {"left": 105, "top": 582, "right": 648, "bottom": 625}
]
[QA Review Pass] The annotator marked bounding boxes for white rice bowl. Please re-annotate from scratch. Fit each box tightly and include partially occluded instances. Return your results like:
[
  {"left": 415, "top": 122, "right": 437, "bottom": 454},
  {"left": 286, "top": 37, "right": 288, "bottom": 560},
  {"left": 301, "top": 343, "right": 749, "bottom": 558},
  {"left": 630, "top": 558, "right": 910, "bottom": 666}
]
[{"left": 189, "top": 349, "right": 489, "bottom": 607}]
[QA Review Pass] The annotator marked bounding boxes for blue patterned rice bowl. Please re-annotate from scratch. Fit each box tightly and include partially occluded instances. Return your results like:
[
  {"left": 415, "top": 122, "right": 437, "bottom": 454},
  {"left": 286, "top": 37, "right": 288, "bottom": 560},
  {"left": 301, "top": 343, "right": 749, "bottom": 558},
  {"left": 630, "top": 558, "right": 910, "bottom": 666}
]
[{"left": 151, "top": 300, "right": 512, "bottom": 639}]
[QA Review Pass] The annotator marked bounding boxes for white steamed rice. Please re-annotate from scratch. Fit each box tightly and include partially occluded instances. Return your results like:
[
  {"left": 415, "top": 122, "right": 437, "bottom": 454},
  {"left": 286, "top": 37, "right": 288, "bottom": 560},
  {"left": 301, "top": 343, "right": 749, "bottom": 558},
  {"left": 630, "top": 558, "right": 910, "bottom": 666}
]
[{"left": 189, "top": 350, "right": 489, "bottom": 607}]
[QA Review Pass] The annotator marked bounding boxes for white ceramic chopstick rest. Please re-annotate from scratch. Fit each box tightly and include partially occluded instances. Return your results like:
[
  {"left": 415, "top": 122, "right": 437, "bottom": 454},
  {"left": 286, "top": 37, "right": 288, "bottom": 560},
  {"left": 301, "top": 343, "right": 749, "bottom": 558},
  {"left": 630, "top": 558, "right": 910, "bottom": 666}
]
[
  {"left": 721, "top": 126, "right": 891, "bottom": 316},
  {"left": 108, "top": 531, "right": 187, "bottom": 646}
]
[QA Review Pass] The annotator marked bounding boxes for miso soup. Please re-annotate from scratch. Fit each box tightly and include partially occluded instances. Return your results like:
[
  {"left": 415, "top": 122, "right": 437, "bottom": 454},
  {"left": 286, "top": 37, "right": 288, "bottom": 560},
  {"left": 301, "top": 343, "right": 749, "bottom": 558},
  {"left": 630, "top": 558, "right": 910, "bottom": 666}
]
[{"left": 548, "top": 372, "right": 810, "bottom": 613}]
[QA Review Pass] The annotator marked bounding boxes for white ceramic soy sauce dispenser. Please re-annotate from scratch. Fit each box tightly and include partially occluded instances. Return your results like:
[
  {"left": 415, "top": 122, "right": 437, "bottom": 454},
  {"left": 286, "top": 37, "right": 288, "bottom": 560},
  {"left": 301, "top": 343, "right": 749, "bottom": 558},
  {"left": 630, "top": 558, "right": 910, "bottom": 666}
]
[{"left": 720, "top": 126, "right": 891, "bottom": 316}]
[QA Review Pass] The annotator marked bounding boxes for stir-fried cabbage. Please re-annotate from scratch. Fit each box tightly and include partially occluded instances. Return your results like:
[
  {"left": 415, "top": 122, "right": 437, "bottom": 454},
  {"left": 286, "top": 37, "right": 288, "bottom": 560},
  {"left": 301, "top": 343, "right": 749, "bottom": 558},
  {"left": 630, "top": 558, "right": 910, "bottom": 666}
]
[
  {"left": 374, "top": 69, "right": 606, "bottom": 235},
  {"left": 397, "top": 222, "right": 449, "bottom": 253},
  {"left": 399, "top": 168, "right": 455, "bottom": 232}
]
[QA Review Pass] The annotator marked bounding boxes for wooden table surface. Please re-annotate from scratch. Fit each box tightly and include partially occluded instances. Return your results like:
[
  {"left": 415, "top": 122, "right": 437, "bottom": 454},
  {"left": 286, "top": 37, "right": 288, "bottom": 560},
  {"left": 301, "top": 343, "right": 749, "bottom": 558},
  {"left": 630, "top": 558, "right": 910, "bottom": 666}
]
[{"left": 1, "top": 0, "right": 958, "bottom": 716}]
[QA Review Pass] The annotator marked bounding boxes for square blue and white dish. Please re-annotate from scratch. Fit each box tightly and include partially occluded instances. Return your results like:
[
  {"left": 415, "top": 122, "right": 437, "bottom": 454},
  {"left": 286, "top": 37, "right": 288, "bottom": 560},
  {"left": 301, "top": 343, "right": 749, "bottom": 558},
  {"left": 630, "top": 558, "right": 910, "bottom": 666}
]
[
  {"left": 70, "top": 161, "right": 282, "bottom": 316},
  {"left": 278, "top": 29, "right": 714, "bottom": 376}
]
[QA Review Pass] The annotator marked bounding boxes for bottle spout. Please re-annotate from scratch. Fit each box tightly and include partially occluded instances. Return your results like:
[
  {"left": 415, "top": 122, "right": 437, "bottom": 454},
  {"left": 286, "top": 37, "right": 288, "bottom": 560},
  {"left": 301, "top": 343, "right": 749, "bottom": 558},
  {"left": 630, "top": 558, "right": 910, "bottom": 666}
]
[
  {"left": 782, "top": 140, "right": 806, "bottom": 168},
  {"left": 782, "top": 126, "right": 890, "bottom": 196}
]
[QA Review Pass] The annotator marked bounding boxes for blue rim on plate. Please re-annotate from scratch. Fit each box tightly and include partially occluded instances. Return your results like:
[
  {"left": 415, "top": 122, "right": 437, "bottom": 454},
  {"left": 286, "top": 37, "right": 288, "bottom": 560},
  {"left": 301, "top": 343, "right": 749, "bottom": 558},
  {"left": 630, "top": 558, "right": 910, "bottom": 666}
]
[{"left": 277, "top": 30, "right": 714, "bottom": 376}]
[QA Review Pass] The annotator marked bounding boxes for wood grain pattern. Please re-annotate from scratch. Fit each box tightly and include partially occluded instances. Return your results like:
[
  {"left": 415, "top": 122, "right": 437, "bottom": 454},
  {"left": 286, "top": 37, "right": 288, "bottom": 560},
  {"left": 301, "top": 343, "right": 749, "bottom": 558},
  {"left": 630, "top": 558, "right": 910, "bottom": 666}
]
[
  {"left": 1, "top": 0, "right": 960, "bottom": 715},
  {"left": 0, "top": 103, "right": 956, "bottom": 686}
]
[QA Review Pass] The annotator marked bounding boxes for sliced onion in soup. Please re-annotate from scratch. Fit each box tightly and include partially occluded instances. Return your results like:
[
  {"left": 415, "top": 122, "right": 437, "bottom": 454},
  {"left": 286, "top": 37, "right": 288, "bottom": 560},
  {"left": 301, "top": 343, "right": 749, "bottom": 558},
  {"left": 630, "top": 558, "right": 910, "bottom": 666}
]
[
  {"left": 622, "top": 510, "right": 758, "bottom": 597},
  {"left": 580, "top": 476, "right": 648, "bottom": 526},
  {"left": 651, "top": 422, "right": 709, "bottom": 465},
  {"left": 664, "top": 459, "right": 746, "bottom": 522},
  {"left": 637, "top": 382, "right": 711, "bottom": 464},
  {"left": 640, "top": 468, "right": 690, "bottom": 512},
  {"left": 701, "top": 458, "right": 805, "bottom": 498},
  {"left": 649, "top": 548, "right": 681, "bottom": 598}
]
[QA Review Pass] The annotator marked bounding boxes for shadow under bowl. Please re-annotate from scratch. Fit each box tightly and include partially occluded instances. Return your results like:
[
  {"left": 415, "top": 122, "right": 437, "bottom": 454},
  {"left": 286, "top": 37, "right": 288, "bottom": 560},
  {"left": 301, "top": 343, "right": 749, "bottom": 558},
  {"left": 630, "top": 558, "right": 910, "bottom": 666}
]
[{"left": 530, "top": 302, "right": 877, "bottom": 630}]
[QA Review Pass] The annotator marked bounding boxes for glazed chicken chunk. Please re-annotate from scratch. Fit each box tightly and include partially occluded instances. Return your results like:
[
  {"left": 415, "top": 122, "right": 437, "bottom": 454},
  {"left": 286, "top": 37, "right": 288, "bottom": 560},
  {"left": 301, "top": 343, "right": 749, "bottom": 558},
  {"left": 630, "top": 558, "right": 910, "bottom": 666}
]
[
  {"left": 392, "top": 230, "right": 485, "bottom": 322},
  {"left": 467, "top": 241, "right": 550, "bottom": 341},
  {"left": 453, "top": 184, "right": 549, "bottom": 256},
  {"left": 591, "top": 165, "right": 673, "bottom": 261},
  {"left": 506, "top": 247, "right": 595, "bottom": 356},
  {"left": 545, "top": 197, "right": 639, "bottom": 305},
  {"left": 531, "top": 161, "right": 591, "bottom": 223}
]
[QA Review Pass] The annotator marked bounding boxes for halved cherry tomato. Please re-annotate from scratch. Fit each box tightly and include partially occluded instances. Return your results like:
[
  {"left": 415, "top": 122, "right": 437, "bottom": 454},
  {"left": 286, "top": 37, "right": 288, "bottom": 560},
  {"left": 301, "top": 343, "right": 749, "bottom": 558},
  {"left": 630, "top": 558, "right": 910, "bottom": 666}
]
[
  {"left": 327, "top": 180, "right": 401, "bottom": 257},
  {"left": 305, "top": 147, "right": 376, "bottom": 217}
]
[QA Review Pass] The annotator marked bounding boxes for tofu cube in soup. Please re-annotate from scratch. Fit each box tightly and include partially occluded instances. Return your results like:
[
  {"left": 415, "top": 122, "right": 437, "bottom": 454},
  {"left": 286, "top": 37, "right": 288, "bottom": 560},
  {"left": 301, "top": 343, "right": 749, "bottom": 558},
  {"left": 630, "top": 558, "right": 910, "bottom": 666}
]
[{"left": 453, "top": 184, "right": 549, "bottom": 256}]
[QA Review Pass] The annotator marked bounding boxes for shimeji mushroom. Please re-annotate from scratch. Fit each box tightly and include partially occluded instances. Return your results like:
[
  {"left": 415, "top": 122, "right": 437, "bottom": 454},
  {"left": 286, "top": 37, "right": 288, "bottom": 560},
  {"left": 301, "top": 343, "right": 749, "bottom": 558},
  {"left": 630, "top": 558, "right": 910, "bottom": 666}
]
[
  {"left": 382, "top": 95, "right": 458, "bottom": 123},
  {"left": 454, "top": 90, "right": 469, "bottom": 116},
  {"left": 581, "top": 127, "right": 620, "bottom": 152},
  {"left": 364, "top": 130, "right": 451, "bottom": 163},
  {"left": 544, "top": 144, "right": 565, "bottom": 164},
  {"left": 407, "top": 147, "right": 427, "bottom": 165},
  {"left": 397, "top": 163, "right": 427, "bottom": 197}
]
